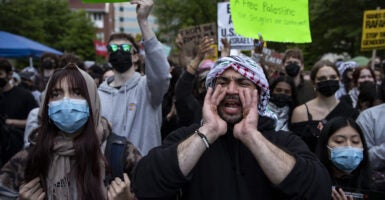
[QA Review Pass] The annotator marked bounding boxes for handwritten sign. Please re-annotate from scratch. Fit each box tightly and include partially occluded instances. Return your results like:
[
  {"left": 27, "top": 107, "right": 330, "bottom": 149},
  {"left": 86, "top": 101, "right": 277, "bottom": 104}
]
[
  {"left": 217, "top": 2, "right": 254, "bottom": 51},
  {"left": 229, "top": 0, "right": 311, "bottom": 43},
  {"left": 179, "top": 23, "right": 217, "bottom": 58},
  {"left": 262, "top": 48, "right": 282, "bottom": 65},
  {"left": 179, "top": 23, "right": 217, "bottom": 45},
  {"left": 361, "top": 9, "right": 385, "bottom": 51}
]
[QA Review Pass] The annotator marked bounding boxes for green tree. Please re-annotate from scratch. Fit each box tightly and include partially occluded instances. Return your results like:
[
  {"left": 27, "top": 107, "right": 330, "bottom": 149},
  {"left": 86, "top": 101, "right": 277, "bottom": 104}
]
[
  {"left": 56, "top": 10, "right": 96, "bottom": 60},
  {"left": 304, "top": 0, "right": 383, "bottom": 67},
  {"left": 153, "top": 0, "right": 218, "bottom": 43},
  {"left": 0, "top": 0, "right": 96, "bottom": 62}
]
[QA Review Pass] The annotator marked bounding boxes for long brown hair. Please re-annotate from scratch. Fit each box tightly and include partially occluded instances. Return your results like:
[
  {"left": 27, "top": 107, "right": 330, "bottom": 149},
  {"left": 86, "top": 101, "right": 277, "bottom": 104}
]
[{"left": 25, "top": 64, "right": 106, "bottom": 200}]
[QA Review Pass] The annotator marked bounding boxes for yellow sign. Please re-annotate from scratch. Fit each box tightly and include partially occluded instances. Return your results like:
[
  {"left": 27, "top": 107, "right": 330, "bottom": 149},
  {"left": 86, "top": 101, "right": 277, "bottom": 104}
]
[
  {"left": 229, "top": 0, "right": 311, "bottom": 43},
  {"left": 361, "top": 9, "right": 385, "bottom": 51}
]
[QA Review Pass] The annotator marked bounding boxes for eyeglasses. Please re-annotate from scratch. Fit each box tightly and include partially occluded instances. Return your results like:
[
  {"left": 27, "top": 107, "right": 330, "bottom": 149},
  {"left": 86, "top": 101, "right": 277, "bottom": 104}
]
[{"left": 107, "top": 44, "right": 132, "bottom": 53}]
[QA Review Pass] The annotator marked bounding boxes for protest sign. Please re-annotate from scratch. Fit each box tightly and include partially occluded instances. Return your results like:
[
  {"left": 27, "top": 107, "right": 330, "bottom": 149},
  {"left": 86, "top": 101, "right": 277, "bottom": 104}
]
[
  {"left": 179, "top": 23, "right": 217, "bottom": 45},
  {"left": 229, "top": 0, "right": 311, "bottom": 43},
  {"left": 218, "top": 2, "right": 254, "bottom": 51},
  {"left": 179, "top": 23, "right": 217, "bottom": 59},
  {"left": 361, "top": 9, "right": 385, "bottom": 51}
]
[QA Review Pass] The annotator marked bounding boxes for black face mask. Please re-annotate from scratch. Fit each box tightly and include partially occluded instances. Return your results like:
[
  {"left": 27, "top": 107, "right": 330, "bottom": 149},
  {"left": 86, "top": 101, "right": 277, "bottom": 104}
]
[
  {"left": 0, "top": 78, "right": 8, "bottom": 88},
  {"left": 316, "top": 80, "right": 339, "bottom": 97},
  {"left": 270, "top": 93, "right": 292, "bottom": 108},
  {"left": 20, "top": 81, "right": 33, "bottom": 91},
  {"left": 109, "top": 50, "right": 133, "bottom": 73},
  {"left": 285, "top": 63, "right": 300, "bottom": 77}
]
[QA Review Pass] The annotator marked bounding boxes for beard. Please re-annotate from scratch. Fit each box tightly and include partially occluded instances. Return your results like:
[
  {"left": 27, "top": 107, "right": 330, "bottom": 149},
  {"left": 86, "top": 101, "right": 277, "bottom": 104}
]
[{"left": 218, "top": 94, "right": 243, "bottom": 125}]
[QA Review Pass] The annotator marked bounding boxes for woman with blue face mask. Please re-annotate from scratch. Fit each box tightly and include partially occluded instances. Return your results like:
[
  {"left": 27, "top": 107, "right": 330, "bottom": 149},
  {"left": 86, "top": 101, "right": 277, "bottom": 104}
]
[
  {"left": 0, "top": 64, "right": 141, "bottom": 200},
  {"left": 315, "top": 117, "right": 372, "bottom": 200}
]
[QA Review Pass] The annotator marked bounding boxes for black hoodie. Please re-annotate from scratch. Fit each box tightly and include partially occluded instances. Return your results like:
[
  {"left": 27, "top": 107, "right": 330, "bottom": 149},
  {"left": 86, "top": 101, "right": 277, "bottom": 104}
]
[{"left": 132, "top": 116, "right": 332, "bottom": 200}]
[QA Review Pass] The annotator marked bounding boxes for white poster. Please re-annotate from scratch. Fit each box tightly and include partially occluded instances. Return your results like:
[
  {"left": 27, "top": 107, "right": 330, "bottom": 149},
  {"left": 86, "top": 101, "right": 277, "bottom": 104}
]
[{"left": 217, "top": 2, "right": 254, "bottom": 51}]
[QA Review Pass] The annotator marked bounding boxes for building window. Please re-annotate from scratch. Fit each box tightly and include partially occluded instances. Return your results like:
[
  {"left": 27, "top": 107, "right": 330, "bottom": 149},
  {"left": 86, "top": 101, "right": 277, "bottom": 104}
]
[
  {"left": 119, "top": 17, "right": 124, "bottom": 22},
  {"left": 93, "top": 13, "right": 102, "bottom": 21},
  {"left": 119, "top": 6, "right": 124, "bottom": 12},
  {"left": 119, "top": 27, "right": 124, "bottom": 32}
]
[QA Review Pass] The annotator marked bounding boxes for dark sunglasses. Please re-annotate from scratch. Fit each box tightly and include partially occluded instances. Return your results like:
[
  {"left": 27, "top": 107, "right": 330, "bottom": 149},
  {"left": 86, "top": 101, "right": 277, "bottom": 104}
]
[{"left": 107, "top": 44, "right": 132, "bottom": 53}]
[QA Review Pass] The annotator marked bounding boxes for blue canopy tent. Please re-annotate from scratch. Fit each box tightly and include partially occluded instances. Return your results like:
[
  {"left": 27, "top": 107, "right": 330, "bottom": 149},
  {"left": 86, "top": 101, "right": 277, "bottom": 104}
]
[{"left": 0, "top": 31, "right": 63, "bottom": 67}]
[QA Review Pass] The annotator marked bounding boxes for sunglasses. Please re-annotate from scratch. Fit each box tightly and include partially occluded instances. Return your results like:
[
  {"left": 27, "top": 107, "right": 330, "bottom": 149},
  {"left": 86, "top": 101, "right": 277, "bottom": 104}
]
[{"left": 107, "top": 44, "right": 132, "bottom": 53}]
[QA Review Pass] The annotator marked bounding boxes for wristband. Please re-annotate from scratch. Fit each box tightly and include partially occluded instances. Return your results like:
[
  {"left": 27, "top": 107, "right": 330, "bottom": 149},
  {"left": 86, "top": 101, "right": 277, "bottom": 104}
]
[{"left": 195, "top": 129, "right": 210, "bottom": 149}]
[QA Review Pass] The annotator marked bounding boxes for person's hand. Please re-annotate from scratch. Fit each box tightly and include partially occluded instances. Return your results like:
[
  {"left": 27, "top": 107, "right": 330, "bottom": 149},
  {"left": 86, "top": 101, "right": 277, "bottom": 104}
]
[
  {"left": 332, "top": 187, "right": 353, "bottom": 200},
  {"left": 186, "top": 37, "right": 214, "bottom": 74},
  {"left": 196, "top": 36, "right": 215, "bottom": 60},
  {"left": 253, "top": 34, "right": 264, "bottom": 54},
  {"left": 220, "top": 38, "right": 230, "bottom": 57},
  {"left": 199, "top": 86, "right": 228, "bottom": 143},
  {"left": 108, "top": 173, "right": 135, "bottom": 200},
  {"left": 233, "top": 89, "right": 259, "bottom": 143},
  {"left": 175, "top": 33, "right": 184, "bottom": 50},
  {"left": 5, "top": 119, "right": 14, "bottom": 126},
  {"left": 131, "top": 0, "right": 153, "bottom": 22},
  {"left": 19, "top": 177, "right": 45, "bottom": 200}
]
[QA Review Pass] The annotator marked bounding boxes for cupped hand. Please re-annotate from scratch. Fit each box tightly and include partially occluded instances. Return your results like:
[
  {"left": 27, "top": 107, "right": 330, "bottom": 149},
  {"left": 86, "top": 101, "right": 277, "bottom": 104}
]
[
  {"left": 200, "top": 86, "right": 228, "bottom": 142},
  {"left": 233, "top": 89, "right": 259, "bottom": 143}
]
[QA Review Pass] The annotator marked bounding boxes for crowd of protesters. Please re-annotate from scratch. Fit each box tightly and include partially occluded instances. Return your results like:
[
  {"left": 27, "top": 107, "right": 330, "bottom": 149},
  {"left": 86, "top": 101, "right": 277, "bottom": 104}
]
[{"left": 1, "top": 0, "right": 385, "bottom": 199}]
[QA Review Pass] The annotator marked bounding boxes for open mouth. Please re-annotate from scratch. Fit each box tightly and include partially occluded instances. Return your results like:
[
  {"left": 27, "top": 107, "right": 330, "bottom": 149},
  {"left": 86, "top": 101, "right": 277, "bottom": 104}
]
[{"left": 222, "top": 99, "right": 241, "bottom": 114}]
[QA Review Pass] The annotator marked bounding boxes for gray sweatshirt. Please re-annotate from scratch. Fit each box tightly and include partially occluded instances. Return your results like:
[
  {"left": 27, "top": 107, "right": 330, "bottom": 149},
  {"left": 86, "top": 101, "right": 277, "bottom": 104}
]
[
  {"left": 356, "top": 103, "right": 385, "bottom": 171},
  {"left": 98, "top": 37, "right": 170, "bottom": 155}
]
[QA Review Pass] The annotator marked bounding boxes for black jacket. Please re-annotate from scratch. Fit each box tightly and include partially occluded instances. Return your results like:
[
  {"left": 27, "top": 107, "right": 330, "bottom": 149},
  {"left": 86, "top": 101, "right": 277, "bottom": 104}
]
[
  {"left": 174, "top": 70, "right": 202, "bottom": 127},
  {"left": 132, "top": 117, "right": 332, "bottom": 200}
]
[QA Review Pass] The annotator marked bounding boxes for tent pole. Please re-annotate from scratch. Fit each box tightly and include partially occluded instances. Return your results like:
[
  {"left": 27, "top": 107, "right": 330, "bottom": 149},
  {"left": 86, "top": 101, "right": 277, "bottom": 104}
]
[{"left": 29, "top": 56, "right": 33, "bottom": 67}]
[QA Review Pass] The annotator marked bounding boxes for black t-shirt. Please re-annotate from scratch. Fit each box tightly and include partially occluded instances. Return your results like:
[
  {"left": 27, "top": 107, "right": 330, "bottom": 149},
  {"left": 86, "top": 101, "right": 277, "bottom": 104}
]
[
  {"left": 0, "top": 86, "right": 38, "bottom": 120},
  {"left": 290, "top": 101, "right": 359, "bottom": 152}
]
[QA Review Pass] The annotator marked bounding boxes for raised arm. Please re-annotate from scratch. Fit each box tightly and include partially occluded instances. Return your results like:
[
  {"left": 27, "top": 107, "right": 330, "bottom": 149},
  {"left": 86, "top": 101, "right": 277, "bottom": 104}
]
[
  {"left": 131, "top": 0, "right": 170, "bottom": 107},
  {"left": 177, "top": 86, "right": 227, "bottom": 175},
  {"left": 132, "top": 86, "right": 228, "bottom": 198},
  {"left": 132, "top": 0, "right": 155, "bottom": 41}
]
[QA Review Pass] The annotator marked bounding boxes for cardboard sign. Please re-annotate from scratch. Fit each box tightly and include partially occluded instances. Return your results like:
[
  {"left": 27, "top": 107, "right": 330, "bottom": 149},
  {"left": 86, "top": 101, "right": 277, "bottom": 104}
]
[
  {"left": 361, "top": 9, "right": 385, "bottom": 51},
  {"left": 179, "top": 23, "right": 217, "bottom": 45},
  {"left": 229, "top": 0, "right": 311, "bottom": 43},
  {"left": 178, "top": 23, "right": 217, "bottom": 58},
  {"left": 218, "top": 2, "right": 254, "bottom": 51}
]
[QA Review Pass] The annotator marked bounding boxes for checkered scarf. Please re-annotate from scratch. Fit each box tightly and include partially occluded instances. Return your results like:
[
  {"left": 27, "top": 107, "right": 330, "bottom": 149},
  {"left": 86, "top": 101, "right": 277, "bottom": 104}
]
[
  {"left": 336, "top": 61, "right": 358, "bottom": 76},
  {"left": 205, "top": 55, "right": 273, "bottom": 117}
]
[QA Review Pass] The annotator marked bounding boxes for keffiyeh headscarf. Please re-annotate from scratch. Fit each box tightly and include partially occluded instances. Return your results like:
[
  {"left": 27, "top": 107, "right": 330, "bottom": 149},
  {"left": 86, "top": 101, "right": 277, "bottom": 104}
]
[
  {"left": 205, "top": 55, "right": 272, "bottom": 117},
  {"left": 336, "top": 61, "right": 358, "bottom": 76}
]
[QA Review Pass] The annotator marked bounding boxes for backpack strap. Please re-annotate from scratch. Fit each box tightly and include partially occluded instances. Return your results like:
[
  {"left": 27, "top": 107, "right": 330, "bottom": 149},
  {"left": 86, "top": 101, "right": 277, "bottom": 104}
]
[{"left": 104, "top": 132, "right": 128, "bottom": 183}]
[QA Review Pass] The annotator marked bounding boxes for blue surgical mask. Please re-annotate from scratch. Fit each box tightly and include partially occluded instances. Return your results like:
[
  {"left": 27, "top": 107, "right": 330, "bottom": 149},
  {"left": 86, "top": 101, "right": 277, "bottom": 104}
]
[
  {"left": 328, "top": 146, "right": 364, "bottom": 174},
  {"left": 48, "top": 98, "right": 90, "bottom": 134}
]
